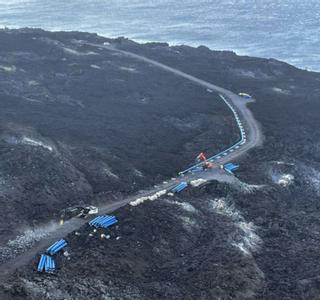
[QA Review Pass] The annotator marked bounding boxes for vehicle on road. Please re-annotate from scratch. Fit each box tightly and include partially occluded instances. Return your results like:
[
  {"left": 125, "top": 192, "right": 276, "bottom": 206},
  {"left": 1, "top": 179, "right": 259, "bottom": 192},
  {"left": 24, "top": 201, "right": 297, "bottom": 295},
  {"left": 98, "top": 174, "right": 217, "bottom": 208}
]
[
  {"left": 238, "top": 92, "right": 252, "bottom": 99},
  {"left": 60, "top": 205, "right": 99, "bottom": 222}
]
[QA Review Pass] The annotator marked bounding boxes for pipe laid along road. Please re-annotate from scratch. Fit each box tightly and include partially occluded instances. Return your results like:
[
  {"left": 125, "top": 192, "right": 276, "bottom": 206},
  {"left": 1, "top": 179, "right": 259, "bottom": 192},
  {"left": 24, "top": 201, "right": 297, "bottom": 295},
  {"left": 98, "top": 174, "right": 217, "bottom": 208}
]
[{"left": 0, "top": 41, "right": 263, "bottom": 277}]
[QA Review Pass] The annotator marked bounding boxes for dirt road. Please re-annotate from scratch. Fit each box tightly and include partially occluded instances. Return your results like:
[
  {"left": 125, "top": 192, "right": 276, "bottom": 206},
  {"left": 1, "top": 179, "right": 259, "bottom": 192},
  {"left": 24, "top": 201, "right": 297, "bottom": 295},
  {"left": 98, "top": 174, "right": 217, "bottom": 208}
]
[{"left": 0, "top": 41, "right": 262, "bottom": 276}]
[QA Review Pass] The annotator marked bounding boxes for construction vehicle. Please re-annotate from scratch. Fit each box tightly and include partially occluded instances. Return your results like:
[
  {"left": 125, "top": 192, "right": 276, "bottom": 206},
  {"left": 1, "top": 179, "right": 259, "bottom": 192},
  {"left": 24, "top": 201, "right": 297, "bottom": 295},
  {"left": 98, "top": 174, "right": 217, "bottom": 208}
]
[
  {"left": 195, "top": 152, "right": 214, "bottom": 170},
  {"left": 60, "top": 205, "right": 98, "bottom": 223}
]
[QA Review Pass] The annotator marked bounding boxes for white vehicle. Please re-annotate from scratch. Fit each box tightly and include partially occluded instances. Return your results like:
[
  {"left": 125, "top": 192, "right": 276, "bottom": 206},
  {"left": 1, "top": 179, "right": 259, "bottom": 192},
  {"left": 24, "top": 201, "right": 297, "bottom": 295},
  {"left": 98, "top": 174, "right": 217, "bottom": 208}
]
[{"left": 86, "top": 206, "right": 99, "bottom": 215}]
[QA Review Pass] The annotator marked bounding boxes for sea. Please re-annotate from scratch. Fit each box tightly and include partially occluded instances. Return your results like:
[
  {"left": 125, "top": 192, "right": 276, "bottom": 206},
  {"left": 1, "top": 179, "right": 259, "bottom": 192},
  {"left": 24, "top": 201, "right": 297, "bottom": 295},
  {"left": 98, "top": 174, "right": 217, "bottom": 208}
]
[{"left": 0, "top": 0, "right": 319, "bottom": 71}]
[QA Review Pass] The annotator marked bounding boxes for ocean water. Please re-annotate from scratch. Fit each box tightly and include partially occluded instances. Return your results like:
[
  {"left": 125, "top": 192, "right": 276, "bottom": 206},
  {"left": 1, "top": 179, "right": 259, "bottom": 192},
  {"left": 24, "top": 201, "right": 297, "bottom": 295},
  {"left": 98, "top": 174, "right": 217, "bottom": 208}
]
[{"left": 0, "top": 0, "right": 319, "bottom": 71}]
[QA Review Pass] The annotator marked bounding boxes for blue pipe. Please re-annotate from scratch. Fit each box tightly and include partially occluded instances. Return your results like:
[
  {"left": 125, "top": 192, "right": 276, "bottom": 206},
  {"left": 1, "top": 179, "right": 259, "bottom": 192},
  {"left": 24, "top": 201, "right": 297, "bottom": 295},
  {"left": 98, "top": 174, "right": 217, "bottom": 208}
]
[
  {"left": 100, "top": 218, "right": 117, "bottom": 227},
  {"left": 101, "top": 219, "right": 118, "bottom": 228},
  {"left": 49, "top": 240, "right": 65, "bottom": 253},
  {"left": 46, "top": 240, "right": 61, "bottom": 253},
  {"left": 100, "top": 216, "right": 115, "bottom": 223},
  {"left": 100, "top": 217, "right": 117, "bottom": 226},
  {"left": 37, "top": 254, "right": 47, "bottom": 272},
  {"left": 89, "top": 216, "right": 104, "bottom": 226},
  {"left": 49, "top": 240, "right": 67, "bottom": 255},
  {"left": 91, "top": 217, "right": 105, "bottom": 227},
  {"left": 52, "top": 257, "right": 56, "bottom": 270},
  {"left": 51, "top": 242, "right": 67, "bottom": 254},
  {"left": 93, "top": 216, "right": 114, "bottom": 228},
  {"left": 93, "top": 216, "right": 109, "bottom": 226},
  {"left": 99, "top": 216, "right": 116, "bottom": 226},
  {"left": 92, "top": 216, "right": 105, "bottom": 224},
  {"left": 179, "top": 94, "right": 246, "bottom": 175},
  {"left": 45, "top": 255, "right": 51, "bottom": 272}
]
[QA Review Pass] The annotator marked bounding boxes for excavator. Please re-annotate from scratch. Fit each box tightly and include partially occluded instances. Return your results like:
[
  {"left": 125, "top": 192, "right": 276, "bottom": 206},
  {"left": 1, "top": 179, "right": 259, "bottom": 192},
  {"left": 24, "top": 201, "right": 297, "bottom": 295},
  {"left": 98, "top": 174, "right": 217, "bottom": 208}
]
[{"left": 195, "top": 152, "right": 214, "bottom": 170}]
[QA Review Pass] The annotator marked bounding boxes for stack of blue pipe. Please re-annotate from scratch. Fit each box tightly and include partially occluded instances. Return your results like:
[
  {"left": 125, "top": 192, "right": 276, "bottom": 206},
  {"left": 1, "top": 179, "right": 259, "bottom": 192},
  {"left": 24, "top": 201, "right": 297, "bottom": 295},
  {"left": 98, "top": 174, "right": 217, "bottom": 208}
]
[
  {"left": 89, "top": 215, "right": 118, "bottom": 229},
  {"left": 45, "top": 256, "right": 55, "bottom": 273},
  {"left": 46, "top": 239, "right": 67, "bottom": 255},
  {"left": 37, "top": 254, "right": 55, "bottom": 274},
  {"left": 171, "top": 182, "right": 188, "bottom": 193},
  {"left": 224, "top": 163, "right": 239, "bottom": 174}
]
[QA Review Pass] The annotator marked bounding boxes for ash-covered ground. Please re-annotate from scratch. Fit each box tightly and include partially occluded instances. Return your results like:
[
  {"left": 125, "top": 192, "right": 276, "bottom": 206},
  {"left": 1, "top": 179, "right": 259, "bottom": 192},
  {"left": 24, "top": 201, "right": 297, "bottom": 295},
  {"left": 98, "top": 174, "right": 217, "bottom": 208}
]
[
  {"left": 0, "top": 29, "right": 238, "bottom": 245},
  {"left": 1, "top": 29, "right": 320, "bottom": 299}
]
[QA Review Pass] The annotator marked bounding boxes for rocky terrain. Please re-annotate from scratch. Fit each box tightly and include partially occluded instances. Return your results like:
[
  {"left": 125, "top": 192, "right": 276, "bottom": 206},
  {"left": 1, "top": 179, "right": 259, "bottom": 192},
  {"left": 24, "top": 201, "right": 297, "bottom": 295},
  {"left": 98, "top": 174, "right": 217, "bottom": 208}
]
[
  {"left": 1, "top": 29, "right": 320, "bottom": 299},
  {"left": 0, "top": 29, "right": 238, "bottom": 244}
]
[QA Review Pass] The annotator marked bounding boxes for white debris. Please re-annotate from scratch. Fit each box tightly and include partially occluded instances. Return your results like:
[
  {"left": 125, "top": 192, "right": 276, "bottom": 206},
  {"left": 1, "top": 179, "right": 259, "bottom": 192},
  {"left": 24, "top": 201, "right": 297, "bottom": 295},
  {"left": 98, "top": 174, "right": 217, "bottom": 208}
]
[
  {"left": 170, "top": 201, "right": 197, "bottom": 213},
  {"left": 63, "top": 47, "right": 98, "bottom": 56},
  {"left": 0, "top": 222, "right": 59, "bottom": 261},
  {"left": 231, "top": 242, "right": 250, "bottom": 256},
  {"left": 167, "top": 192, "right": 174, "bottom": 197},
  {"left": 90, "top": 64, "right": 101, "bottom": 69},
  {"left": 103, "top": 167, "right": 119, "bottom": 180},
  {"left": 119, "top": 66, "right": 137, "bottom": 73},
  {"left": 133, "top": 169, "right": 144, "bottom": 177},
  {"left": 277, "top": 174, "right": 294, "bottom": 187},
  {"left": 116, "top": 236, "right": 121, "bottom": 240},
  {"left": 179, "top": 216, "right": 199, "bottom": 233},
  {"left": 272, "top": 87, "right": 290, "bottom": 95},
  {"left": 28, "top": 80, "right": 39, "bottom": 86},
  {"left": 0, "top": 65, "right": 16, "bottom": 72},
  {"left": 190, "top": 178, "right": 207, "bottom": 187},
  {"left": 234, "top": 180, "right": 265, "bottom": 194},
  {"left": 209, "top": 198, "right": 262, "bottom": 256},
  {"left": 271, "top": 172, "right": 294, "bottom": 187},
  {"left": 21, "top": 137, "right": 53, "bottom": 152},
  {"left": 130, "top": 190, "right": 167, "bottom": 206},
  {"left": 271, "top": 161, "right": 295, "bottom": 166}
]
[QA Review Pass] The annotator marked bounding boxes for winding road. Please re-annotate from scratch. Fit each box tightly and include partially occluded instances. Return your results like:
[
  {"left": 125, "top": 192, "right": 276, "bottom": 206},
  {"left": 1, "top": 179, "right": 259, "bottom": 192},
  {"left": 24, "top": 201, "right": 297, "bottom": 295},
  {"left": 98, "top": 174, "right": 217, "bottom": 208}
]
[{"left": 0, "top": 41, "right": 262, "bottom": 277}]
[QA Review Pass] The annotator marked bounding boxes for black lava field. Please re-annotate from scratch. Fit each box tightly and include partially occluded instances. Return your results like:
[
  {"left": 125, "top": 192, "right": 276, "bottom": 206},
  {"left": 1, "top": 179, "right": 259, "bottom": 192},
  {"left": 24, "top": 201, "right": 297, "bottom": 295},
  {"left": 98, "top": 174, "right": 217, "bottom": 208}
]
[{"left": 1, "top": 29, "right": 320, "bottom": 300}]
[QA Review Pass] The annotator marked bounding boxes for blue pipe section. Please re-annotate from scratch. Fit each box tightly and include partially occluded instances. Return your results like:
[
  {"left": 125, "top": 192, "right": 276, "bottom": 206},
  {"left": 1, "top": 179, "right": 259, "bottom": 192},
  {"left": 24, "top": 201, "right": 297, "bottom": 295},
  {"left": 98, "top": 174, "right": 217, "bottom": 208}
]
[
  {"left": 99, "top": 218, "right": 117, "bottom": 227},
  {"left": 45, "top": 256, "right": 51, "bottom": 273},
  {"left": 89, "top": 215, "right": 118, "bottom": 229},
  {"left": 179, "top": 94, "right": 246, "bottom": 175},
  {"left": 223, "top": 163, "right": 239, "bottom": 174},
  {"left": 99, "top": 216, "right": 116, "bottom": 227},
  {"left": 100, "top": 216, "right": 115, "bottom": 223},
  {"left": 49, "top": 240, "right": 64, "bottom": 254},
  {"left": 46, "top": 240, "right": 60, "bottom": 253},
  {"left": 47, "top": 239, "right": 67, "bottom": 255},
  {"left": 44, "top": 256, "right": 55, "bottom": 273},
  {"left": 37, "top": 254, "right": 47, "bottom": 272},
  {"left": 51, "top": 242, "right": 67, "bottom": 255},
  {"left": 172, "top": 182, "right": 188, "bottom": 193},
  {"left": 89, "top": 216, "right": 104, "bottom": 226},
  {"left": 101, "top": 219, "right": 118, "bottom": 228}
]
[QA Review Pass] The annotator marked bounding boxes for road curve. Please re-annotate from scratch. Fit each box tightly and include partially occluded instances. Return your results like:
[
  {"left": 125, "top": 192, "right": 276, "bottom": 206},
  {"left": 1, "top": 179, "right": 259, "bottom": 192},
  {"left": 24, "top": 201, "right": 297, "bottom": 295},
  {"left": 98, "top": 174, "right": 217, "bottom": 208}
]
[
  {"left": 84, "top": 42, "right": 263, "bottom": 168},
  {"left": 0, "top": 41, "right": 262, "bottom": 276}
]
